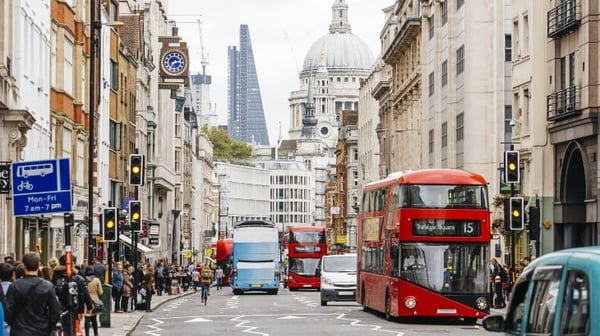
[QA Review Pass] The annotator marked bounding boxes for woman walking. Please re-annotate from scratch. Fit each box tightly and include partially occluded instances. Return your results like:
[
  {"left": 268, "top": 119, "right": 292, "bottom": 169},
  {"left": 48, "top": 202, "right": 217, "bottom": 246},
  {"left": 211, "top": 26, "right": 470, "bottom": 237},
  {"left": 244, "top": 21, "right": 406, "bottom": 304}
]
[
  {"left": 121, "top": 263, "right": 133, "bottom": 312},
  {"left": 84, "top": 266, "right": 103, "bottom": 336},
  {"left": 144, "top": 264, "right": 156, "bottom": 312}
]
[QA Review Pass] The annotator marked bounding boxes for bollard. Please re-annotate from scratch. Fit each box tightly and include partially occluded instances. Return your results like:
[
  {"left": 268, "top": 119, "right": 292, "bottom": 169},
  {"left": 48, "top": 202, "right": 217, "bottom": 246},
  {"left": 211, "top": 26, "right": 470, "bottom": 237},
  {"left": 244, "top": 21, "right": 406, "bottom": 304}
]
[{"left": 99, "top": 284, "right": 112, "bottom": 327}]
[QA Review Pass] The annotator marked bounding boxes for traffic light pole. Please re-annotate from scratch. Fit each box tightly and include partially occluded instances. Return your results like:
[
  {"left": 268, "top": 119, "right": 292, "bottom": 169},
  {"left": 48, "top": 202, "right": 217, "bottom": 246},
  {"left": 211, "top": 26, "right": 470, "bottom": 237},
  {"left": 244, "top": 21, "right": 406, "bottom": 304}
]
[
  {"left": 509, "top": 144, "right": 517, "bottom": 276},
  {"left": 132, "top": 185, "right": 138, "bottom": 309}
]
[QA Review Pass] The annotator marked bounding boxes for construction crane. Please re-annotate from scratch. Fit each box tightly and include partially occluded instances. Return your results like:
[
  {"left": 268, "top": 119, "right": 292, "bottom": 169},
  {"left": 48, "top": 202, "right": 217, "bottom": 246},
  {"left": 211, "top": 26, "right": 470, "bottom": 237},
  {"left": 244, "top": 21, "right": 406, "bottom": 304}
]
[{"left": 197, "top": 19, "right": 209, "bottom": 75}]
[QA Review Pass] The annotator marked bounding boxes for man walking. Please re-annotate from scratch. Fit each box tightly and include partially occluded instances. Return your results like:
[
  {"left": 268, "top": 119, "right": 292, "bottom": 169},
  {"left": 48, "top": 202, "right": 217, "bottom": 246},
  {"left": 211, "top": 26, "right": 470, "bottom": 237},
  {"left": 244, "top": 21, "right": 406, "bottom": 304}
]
[
  {"left": 215, "top": 265, "right": 223, "bottom": 290},
  {"left": 5, "top": 251, "right": 62, "bottom": 336}
]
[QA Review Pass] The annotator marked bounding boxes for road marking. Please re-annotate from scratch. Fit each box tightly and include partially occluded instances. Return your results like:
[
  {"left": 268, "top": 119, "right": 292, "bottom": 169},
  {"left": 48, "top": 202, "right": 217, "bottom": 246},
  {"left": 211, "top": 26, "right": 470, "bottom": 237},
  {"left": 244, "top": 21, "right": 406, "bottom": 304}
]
[
  {"left": 336, "top": 313, "right": 405, "bottom": 336},
  {"left": 185, "top": 317, "right": 212, "bottom": 323},
  {"left": 232, "top": 315, "right": 269, "bottom": 336},
  {"left": 278, "top": 315, "right": 306, "bottom": 319}
]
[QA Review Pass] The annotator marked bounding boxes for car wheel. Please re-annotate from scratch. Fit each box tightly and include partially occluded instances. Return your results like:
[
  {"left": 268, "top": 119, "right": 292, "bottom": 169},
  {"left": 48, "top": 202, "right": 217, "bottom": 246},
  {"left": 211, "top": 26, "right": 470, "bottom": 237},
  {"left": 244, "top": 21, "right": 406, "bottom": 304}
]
[{"left": 321, "top": 299, "right": 327, "bottom": 306}]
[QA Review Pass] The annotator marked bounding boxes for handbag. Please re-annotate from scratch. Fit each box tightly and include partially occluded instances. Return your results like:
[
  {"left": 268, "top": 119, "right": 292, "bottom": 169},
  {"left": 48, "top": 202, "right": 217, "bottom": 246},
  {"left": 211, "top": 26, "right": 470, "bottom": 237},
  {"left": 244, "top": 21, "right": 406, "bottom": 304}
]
[{"left": 92, "top": 298, "right": 104, "bottom": 314}]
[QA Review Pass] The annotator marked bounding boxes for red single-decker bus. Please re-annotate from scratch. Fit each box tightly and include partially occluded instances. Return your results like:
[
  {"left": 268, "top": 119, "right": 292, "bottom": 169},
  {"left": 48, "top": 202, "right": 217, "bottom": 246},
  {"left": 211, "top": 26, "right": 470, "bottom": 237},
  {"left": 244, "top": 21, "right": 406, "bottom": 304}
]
[
  {"left": 286, "top": 226, "right": 327, "bottom": 291},
  {"left": 357, "top": 169, "right": 491, "bottom": 323}
]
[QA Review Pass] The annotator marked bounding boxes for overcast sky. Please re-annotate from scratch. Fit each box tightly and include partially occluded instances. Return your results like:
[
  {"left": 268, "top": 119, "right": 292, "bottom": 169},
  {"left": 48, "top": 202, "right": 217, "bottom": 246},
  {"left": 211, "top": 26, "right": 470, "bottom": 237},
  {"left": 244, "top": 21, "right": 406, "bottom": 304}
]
[{"left": 168, "top": 0, "right": 393, "bottom": 145}]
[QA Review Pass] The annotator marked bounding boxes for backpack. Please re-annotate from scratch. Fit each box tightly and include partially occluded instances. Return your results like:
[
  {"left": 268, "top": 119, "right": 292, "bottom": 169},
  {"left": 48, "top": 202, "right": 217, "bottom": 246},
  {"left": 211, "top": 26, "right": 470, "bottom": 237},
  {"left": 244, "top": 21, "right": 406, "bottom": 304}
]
[
  {"left": 54, "top": 276, "right": 70, "bottom": 309},
  {"left": 201, "top": 269, "right": 211, "bottom": 281}
]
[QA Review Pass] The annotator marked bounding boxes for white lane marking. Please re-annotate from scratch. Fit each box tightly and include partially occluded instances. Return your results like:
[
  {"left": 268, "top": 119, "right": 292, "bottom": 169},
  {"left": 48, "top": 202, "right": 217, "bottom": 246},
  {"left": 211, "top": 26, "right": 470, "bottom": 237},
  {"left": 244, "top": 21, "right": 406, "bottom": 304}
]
[
  {"left": 336, "top": 313, "right": 405, "bottom": 336},
  {"left": 185, "top": 317, "right": 213, "bottom": 323},
  {"left": 232, "top": 315, "right": 269, "bottom": 335},
  {"left": 144, "top": 318, "right": 165, "bottom": 336}
]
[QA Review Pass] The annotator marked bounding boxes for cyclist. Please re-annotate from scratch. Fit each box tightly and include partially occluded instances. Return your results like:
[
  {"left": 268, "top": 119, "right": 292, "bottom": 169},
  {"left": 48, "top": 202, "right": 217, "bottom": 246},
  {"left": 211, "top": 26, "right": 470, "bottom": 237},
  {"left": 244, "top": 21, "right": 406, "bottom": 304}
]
[{"left": 199, "top": 264, "right": 213, "bottom": 305}]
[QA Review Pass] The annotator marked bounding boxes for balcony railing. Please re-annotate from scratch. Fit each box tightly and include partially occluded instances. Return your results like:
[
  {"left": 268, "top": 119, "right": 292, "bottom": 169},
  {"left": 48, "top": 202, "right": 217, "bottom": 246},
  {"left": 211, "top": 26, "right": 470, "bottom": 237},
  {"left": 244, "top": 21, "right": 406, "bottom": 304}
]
[
  {"left": 547, "top": 0, "right": 579, "bottom": 38},
  {"left": 547, "top": 86, "right": 580, "bottom": 121}
]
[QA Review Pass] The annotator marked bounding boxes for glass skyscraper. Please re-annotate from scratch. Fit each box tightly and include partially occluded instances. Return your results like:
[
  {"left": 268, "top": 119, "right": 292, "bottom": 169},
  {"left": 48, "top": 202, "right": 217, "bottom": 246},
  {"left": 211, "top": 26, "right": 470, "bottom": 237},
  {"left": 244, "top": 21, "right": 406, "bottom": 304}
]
[{"left": 227, "top": 25, "right": 270, "bottom": 146}]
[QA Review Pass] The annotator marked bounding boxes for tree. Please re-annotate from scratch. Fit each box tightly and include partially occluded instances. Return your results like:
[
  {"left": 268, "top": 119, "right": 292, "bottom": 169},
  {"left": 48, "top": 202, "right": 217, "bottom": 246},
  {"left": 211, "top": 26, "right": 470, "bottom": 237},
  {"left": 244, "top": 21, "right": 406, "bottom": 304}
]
[{"left": 202, "top": 126, "right": 252, "bottom": 159}]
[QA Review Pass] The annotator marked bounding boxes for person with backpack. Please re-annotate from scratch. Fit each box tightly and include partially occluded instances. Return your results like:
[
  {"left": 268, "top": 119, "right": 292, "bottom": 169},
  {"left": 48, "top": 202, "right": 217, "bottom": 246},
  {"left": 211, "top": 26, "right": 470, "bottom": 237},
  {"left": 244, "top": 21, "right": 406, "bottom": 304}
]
[
  {"left": 52, "top": 255, "right": 93, "bottom": 335},
  {"left": 5, "top": 252, "right": 62, "bottom": 336},
  {"left": 199, "top": 264, "right": 214, "bottom": 301},
  {"left": 111, "top": 262, "right": 124, "bottom": 312},
  {"left": 155, "top": 262, "right": 165, "bottom": 296},
  {"left": 83, "top": 266, "right": 102, "bottom": 336}
]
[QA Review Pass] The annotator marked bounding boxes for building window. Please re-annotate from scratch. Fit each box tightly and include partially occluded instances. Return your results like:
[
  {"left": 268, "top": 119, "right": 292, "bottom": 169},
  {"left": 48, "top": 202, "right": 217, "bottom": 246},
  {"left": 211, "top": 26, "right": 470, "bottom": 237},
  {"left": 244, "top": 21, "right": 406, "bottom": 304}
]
[
  {"left": 456, "top": 113, "right": 464, "bottom": 141},
  {"left": 441, "top": 1, "right": 448, "bottom": 25},
  {"left": 512, "top": 20, "right": 519, "bottom": 57},
  {"left": 441, "top": 60, "right": 448, "bottom": 87},
  {"left": 441, "top": 122, "right": 448, "bottom": 148},
  {"left": 505, "top": 34, "right": 512, "bottom": 62},
  {"left": 523, "top": 15, "right": 529, "bottom": 55},
  {"left": 353, "top": 170, "right": 358, "bottom": 186},
  {"left": 456, "top": 45, "right": 464, "bottom": 75},
  {"left": 109, "top": 120, "right": 121, "bottom": 151},
  {"left": 428, "top": 129, "right": 434, "bottom": 153},
  {"left": 429, "top": 15, "right": 435, "bottom": 39},
  {"left": 110, "top": 60, "right": 119, "bottom": 90},
  {"left": 429, "top": 72, "right": 435, "bottom": 96},
  {"left": 77, "top": 139, "right": 84, "bottom": 184},
  {"left": 64, "top": 38, "right": 74, "bottom": 95},
  {"left": 62, "top": 127, "right": 72, "bottom": 159}
]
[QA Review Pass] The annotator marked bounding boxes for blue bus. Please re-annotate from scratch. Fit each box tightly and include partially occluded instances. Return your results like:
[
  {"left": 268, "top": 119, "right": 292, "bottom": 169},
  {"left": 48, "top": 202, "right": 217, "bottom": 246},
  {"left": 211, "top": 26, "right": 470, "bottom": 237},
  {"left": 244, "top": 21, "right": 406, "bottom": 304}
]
[{"left": 231, "top": 220, "right": 280, "bottom": 295}]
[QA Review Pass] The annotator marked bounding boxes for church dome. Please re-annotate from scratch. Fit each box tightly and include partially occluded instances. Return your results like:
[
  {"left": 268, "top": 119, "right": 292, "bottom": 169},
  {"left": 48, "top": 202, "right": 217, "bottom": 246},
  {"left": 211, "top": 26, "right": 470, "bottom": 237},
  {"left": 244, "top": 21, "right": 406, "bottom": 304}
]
[
  {"left": 301, "top": 0, "right": 374, "bottom": 76},
  {"left": 302, "top": 32, "right": 374, "bottom": 74}
]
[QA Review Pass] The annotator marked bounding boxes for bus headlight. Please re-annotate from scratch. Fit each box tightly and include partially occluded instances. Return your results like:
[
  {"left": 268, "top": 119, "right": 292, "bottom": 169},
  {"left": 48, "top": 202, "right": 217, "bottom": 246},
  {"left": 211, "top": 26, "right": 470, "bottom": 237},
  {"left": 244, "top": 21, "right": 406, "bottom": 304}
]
[
  {"left": 404, "top": 296, "right": 417, "bottom": 309},
  {"left": 476, "top": 297, "right": 488, "bottom": 310}
]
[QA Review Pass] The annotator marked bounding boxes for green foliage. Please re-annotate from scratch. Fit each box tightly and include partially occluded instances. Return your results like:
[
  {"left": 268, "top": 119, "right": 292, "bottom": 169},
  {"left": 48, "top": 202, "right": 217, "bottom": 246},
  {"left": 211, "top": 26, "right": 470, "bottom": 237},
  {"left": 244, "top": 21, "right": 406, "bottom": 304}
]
[{"left": 202, "top": 125, "right": 252, "bottom": 159}]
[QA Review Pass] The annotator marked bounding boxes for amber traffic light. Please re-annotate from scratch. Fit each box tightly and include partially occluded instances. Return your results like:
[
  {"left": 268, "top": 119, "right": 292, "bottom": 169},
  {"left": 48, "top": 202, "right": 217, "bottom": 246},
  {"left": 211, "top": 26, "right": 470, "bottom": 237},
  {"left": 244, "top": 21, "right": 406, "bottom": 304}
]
[
  {"left": 504, "top": 151, "right": 520, "bottom": 183},
  {"left": 102, "top": 207, "right": 118, "bottom": 242},
  {"left": 129, "top": 154, "right": 145, "bottom": 186},
  {"left": 129, "top": 200, "right": 142, "bottom": 231},
  {"left": 509, "top": 197, "right": 524, "bottom": 231}
]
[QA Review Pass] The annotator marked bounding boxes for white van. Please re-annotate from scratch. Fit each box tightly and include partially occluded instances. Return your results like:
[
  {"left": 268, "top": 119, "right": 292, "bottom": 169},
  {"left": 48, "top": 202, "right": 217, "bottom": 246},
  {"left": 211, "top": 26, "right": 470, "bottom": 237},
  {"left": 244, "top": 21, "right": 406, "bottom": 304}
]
[{"left": 316, "top": 254, "right": 357, "bottom": 306}]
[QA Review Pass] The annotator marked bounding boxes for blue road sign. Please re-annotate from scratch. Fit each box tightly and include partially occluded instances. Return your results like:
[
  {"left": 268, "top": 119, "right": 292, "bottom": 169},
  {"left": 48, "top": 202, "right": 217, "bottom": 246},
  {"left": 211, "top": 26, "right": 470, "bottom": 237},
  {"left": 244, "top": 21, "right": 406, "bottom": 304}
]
[{"left": 11, "top": 158, "right": 72, "bottom": 216}]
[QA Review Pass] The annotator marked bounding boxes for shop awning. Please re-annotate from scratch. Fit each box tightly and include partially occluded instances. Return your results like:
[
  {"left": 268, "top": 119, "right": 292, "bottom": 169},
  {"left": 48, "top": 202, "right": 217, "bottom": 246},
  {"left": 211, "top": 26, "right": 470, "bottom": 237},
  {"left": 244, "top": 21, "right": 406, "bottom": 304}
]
[{"left": 119, "top": 234, "right": 153, "bottom": 253}]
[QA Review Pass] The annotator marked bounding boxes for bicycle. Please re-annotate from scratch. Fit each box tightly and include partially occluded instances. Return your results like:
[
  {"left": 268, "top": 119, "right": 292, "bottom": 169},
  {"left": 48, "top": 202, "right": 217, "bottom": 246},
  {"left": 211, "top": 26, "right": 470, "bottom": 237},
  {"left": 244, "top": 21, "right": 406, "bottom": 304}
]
[{"left": 201, "top": 283, "right": 208, "bottom": 305}]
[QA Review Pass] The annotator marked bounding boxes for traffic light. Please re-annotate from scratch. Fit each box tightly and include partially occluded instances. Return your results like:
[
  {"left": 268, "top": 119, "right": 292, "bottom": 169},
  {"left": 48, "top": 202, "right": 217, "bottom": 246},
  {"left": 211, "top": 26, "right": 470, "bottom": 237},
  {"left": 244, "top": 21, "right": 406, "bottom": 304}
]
[
  {"left": 509, "top": 197, "right": 524, "bottom": 230},
  {"left": 504, "top": 151, "right": 520, "bottom": 183},
  {"left": 129, "top": 200, "right": 142, "bottom": 231},
  {"left": 129, "top": 154, "right": 145, "bottom": 186},
  {"left": 102, "top": 207, "right": 118, "bottom": 242},
  {"left": 529, "top": 206, "right": 540, "bottom": 241}
]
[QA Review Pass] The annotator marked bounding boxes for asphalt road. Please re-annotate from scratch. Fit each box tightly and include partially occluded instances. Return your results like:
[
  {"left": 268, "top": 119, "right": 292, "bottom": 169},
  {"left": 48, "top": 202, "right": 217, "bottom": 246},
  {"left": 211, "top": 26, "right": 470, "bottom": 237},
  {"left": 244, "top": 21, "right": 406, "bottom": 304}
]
[{"left": 131, "top": 286, "right": 500, "bottom": 336}]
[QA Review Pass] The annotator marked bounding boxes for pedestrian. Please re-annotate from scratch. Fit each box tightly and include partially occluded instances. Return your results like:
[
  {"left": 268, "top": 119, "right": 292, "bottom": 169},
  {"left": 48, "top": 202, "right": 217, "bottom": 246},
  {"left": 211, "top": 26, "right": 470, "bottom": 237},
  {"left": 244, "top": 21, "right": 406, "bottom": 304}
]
[
  {"left": 121, "top": 264, "right": 133, "bottom": 312},
  {"left": 83, "top": 266, "right": 103, "bottom": 336},
  {"left": 92, "top": 257, "right": 106, "bottom": 282},
  {"left": 111, "top": 262, "right": 124, "bottom": 313},
  {"left": 5, "top": 251, "right": 62, "bottom": 336},
  {"left": 2, "top": 257, "right": 13, "bottom": 266},
  {"left": 0, "top": 263, "right": 13, "bottom": 336},
  {"left": 490, "top": 258, "right": 505, "bottom": 308},
  {"left": 191, "top": 266, "right": 200, "bottom": 292},
  {"left": 144, "top": 265, "right": 156, "bottom": 312},
  {"left": 215, "top": 265, "right": 223, "bottom": 290},
  {"left": 155, "top": 262, "right": 165, "bottom": 296}
]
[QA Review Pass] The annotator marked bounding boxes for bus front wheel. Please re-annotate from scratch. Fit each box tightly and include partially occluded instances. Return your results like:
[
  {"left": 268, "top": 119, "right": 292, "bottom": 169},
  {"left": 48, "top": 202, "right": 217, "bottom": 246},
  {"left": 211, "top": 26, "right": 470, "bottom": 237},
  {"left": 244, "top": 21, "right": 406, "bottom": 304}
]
[{"left": 385, "top": 292, "right": 393, "bottom": 321}]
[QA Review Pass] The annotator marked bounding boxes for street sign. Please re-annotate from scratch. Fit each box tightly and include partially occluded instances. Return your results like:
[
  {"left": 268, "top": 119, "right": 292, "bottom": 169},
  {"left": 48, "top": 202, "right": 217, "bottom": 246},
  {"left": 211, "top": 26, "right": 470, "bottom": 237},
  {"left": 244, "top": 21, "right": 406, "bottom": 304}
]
[
  {"left": 0, "top": 163, "right": 10, "bottom": 194},
  {"left": 148, "top": 237, "right": 160, "bottom": 245},
  {"left": 11, "top": 158, "right": 72, "bottom": 216},
  {"left": 149, "top": 223, "right": 160, "bottom": 236}
]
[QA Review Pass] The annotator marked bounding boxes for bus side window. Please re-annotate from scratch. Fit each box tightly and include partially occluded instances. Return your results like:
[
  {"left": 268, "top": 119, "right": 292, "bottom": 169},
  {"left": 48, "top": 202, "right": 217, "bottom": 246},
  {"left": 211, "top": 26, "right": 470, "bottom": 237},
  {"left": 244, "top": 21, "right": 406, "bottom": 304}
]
[{"left": 560, "top": 270, "right": 590, "bottom": 335}]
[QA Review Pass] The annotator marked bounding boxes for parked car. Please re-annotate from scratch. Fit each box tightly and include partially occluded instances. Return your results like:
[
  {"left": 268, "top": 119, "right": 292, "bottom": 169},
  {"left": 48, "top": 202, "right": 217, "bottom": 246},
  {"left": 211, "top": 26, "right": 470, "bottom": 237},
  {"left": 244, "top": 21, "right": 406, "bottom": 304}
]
[
  {"left": 316, "top": 254, "right": 357, "bottom": 306},
  {"left": 482, "top": 246, "right": 599, "bottom": 335}
]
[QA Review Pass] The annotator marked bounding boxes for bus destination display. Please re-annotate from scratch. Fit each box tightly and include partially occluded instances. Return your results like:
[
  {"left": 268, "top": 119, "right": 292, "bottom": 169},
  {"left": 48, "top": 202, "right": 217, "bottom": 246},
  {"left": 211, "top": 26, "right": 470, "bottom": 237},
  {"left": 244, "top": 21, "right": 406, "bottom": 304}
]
[{"left": 412, "top": 219, "right": 480, "bottom": 237}]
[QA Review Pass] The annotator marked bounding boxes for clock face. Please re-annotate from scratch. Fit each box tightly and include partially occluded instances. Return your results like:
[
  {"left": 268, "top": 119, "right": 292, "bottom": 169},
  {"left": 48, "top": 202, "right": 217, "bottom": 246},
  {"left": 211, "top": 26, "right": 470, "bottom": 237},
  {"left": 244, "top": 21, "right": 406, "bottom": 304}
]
[{"left": 161, "top": 50, "right": 187, "bottom": 75}]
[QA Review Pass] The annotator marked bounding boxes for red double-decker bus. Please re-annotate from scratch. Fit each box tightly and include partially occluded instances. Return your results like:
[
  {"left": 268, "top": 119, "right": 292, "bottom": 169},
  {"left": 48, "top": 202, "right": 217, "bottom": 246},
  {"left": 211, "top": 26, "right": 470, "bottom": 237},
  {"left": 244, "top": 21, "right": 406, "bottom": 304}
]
[
  {"left": 216, "top": 238, "right": 233, "bottom": 285},
  {"left": 286, "top": 226, "right": 327, "bottom": 291},
  {"left": 357, "top": 169, "right": 491, "bottom": 323}
]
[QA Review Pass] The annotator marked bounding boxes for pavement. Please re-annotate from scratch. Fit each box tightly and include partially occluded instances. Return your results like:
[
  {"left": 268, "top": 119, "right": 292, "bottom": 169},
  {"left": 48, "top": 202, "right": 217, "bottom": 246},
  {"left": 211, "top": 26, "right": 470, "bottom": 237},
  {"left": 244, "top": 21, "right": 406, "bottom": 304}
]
[{"left": 91, "top": 289, "right": 196, "bottom": 336}]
